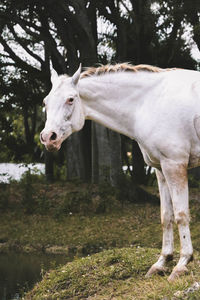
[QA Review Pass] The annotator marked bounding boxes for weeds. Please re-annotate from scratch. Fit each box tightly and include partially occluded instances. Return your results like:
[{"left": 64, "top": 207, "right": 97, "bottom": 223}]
[
  {"left": 21, "top": 170, "right": 36, "bottom": 214},
  {"left": 0, "top": 183, "right": 10, "bottom": 210},
  {"left": 3, "top": 171, "right": 121, "bottom": 216}
]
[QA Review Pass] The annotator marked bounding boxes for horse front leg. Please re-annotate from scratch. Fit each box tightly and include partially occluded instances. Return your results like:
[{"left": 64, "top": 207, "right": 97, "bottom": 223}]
[
  {"left": 161, "top": 160, "right": 193, "bottom": 282},
  {"left": 146, "top": 169, "right": 174, "bottom": 277}
]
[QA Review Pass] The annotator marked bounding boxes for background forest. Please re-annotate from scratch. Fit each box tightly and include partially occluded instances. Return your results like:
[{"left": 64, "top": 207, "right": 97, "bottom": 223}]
[
  {"left": 0, "top": 0, "right": 200, "bottom": 186},
  {"left": 2, "top": 1, "right": 200, "bottom": 299}
]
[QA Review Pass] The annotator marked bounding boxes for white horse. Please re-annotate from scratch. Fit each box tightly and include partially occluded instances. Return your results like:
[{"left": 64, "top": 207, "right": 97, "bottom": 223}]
[{"left": 40, "top": 63, "right": 200, "bottom": 281}]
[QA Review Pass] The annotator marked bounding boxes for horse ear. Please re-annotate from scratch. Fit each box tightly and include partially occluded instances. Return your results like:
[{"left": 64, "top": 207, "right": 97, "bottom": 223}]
[
  {"left": 51, "top": 68, "right": 58, "bottom": 85},
  {"left": 72, "top": 63, "right": 82, "bottom": 86}
]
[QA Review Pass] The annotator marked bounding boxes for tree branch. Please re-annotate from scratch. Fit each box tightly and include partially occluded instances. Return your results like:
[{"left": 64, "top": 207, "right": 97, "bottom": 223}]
[
  {"left": 0, "top": 35, "right": 41, "bottom": 75},
  {"left": 8, "top": 25, "right": 45, "bottom": 66},
  {"left": 38, "top": 11, "right": 67, "bottom": 73},
  {"left": 0, "top": 12, "right": 41, "bottom": 40},
  {"left": 0, "top": 62, "right": 16, "bottom": 67}
]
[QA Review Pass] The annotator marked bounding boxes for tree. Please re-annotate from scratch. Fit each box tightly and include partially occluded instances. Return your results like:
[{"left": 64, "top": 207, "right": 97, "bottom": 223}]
[
  {"left": 0, "top": 0, "right": 198, "bottom": 188},
  {"left": 98, "top": 0, "right": 197, "bottom": 185}
]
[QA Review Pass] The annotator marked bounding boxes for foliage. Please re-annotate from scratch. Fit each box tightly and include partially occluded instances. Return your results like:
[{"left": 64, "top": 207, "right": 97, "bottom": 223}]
[
  {"left": 1, "top": 172, "right": 120, "bottom": 216},
  {"left": 116, "top": 174, "right": 133, "bottom": 207},
  {"left": 0, "top": 180, "right": 199, "bottom": 254},
  {"left": 0, "top": 0, "right": 199, "bottom": 184},
  {"left": 0, "top": 181, "right": 162, "bottom": 254},
  {"left": 0, "top": 69, "right": 46, "bottom": 162},
  {"left": 19, "top": 166, "right": 47, "bottom": 213},
  {"left": 21, "top": 170, "right": 37, "bottom": 214},
  {"left": 0, "top": 183, "right": 10, "bottom": 210}
]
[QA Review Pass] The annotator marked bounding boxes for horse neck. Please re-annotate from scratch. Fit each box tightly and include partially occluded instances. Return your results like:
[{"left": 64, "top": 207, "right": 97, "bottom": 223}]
[{"left": 79, "top": 72, "right": 164, "bottom": 139}]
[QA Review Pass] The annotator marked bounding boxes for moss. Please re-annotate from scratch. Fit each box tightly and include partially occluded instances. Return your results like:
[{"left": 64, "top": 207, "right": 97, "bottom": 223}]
[
  {"left": 23, "top": 247, "right": 200, "bottom": 300},
  {"left": 24, "top": 247, "right": 160, "bottom": 299}
]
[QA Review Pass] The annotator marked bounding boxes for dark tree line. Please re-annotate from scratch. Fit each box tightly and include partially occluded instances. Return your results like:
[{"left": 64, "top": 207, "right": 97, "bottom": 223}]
[{"left": 0, "top": 0, "right": 199, "bottom": 187}]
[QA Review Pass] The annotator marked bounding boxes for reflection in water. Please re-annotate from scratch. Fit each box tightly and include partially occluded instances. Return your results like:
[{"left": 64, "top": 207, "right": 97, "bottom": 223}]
[{"left": 0, "top": 252, "right": 68, "bottom": 300}]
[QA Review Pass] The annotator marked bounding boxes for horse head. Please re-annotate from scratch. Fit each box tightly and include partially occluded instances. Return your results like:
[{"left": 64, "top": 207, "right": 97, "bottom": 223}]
[{"left": 40, "top": 64, "right": 85, "bottom": 151}]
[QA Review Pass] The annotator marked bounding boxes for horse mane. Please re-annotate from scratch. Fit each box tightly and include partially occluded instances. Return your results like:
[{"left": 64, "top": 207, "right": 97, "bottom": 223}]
[{"left": 81, "top": 63, "right": 175, "bottom": 79}]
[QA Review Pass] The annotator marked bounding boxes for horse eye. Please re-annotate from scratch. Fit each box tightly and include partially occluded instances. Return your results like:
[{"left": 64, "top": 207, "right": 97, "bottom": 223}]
[{"left": 67, "top": 97, "right": 74, "bottom": 105}]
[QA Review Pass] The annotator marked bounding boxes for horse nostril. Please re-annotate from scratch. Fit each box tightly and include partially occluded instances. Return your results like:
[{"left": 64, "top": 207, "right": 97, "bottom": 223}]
[{"left": 50, "top": 132, "right": 57, "bottom": 141}]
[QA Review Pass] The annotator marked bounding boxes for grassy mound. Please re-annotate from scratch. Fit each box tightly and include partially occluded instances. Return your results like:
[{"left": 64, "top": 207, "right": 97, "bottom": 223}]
[{"left": 23, "top": 247, "right": 200, "bottom": 300}]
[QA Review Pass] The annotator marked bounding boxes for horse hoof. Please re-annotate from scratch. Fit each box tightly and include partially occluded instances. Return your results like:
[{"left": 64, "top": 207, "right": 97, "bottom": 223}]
[
  {"left": 145, "top": 265, "right": 166, "bottom": 278},
  {"left": 167, "top": 266, "right": 188, "bottom": 282}
]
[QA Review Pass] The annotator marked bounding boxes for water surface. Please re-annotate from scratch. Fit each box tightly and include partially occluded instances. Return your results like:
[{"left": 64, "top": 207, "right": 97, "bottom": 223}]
[{"left": 0, "top": 252, "right": 68, "bottom": 300}]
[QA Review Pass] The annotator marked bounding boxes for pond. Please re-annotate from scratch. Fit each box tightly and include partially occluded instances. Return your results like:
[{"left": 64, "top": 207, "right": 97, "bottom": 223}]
[{"left": 0, "top": 252, "right": 68, "bottom": 300}]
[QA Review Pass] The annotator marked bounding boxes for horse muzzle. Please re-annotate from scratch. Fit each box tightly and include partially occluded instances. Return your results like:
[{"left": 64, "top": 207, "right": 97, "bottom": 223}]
[{"left": 40, "top": 131, "right": 62, "bottom": 152}]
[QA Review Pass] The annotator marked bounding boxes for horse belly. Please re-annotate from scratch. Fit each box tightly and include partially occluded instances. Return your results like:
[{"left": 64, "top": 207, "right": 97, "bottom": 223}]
[{"left": 138, "top": 143, "right": 161, "bottom": 169}]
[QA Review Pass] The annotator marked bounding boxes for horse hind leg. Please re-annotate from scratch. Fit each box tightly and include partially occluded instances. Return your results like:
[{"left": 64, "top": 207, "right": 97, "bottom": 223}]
[
  {"left": 161, "top": 160, "right": 193, "bottom": 282},
  {"left": 146, "top": 169, "right": 174, "bottom": 277},
  {"left": 194, "top": 115, "right": 200, "bottom": 140}
]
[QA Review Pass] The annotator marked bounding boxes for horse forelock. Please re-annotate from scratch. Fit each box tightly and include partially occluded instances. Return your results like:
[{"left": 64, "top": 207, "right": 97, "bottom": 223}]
[{"left": 80, "top": 63, "right": 176, "bottom": 79}]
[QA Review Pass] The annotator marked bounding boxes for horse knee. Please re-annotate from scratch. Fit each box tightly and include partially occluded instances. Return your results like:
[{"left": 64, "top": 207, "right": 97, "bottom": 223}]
[
  {"left": 174, "top": 211, "right": 189, "bottom": 225},
  {"left": 161, "top": 210, "right": 174, "bottom": 227}
]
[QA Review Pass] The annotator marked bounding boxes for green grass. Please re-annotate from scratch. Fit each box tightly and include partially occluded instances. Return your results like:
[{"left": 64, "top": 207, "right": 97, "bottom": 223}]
[
  {"left": 1, "top": 182, "right": 200, "bottom": 299},
  {"left": 23, "top": 247, "right": 200, "bottom": 300},
  {"left": 0, "top": 202, "right": 162, "bottom": 254}
]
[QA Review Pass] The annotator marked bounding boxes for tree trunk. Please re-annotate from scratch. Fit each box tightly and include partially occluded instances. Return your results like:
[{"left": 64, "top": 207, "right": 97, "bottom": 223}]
[
  {"left": 92, "top": 123, "right": 110, "bottom": 183},
  {"left": 109, "top": 131, "right": 122, "bottom": 186},
  {"left": 66, "top": 131, "right": 84, "bottom": 180},
  {"left": 66, "top": 121, "right": 92, "bottom": 181},
  {"left": 80, "top": 120, "right": 92, "bottom": 181}
]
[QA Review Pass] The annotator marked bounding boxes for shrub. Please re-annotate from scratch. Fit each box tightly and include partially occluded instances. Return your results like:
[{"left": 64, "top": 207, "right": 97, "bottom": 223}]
[
  {"left": 20, "top": 170, "right": 36, "bottom": 214},
  {"left": 0, "top": 183, "right": 10, "bottom": 210}
]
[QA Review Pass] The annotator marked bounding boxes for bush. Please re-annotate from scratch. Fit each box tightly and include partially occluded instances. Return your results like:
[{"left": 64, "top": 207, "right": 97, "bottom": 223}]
[
  {"left": 53, "top": 182, "right": 118, "bottom": 218},
  {"left": 20, "top": 170, "right": 37, "bottom": 214},
  {"left": 0, "top": 183, "right": 10, "bottom": 210}
]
